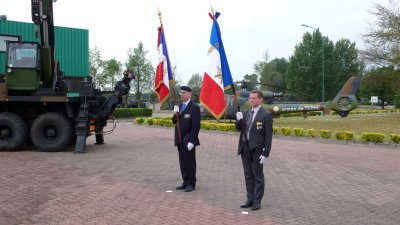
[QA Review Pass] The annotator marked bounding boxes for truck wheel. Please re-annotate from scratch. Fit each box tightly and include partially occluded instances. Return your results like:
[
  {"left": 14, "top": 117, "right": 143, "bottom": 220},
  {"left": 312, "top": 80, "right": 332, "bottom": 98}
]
[
  {"left": 0, "top": 112, "right": 27, "bottom": 151},
  {"left": 30, "top": 112, "right": 72, "bottom": 152}
]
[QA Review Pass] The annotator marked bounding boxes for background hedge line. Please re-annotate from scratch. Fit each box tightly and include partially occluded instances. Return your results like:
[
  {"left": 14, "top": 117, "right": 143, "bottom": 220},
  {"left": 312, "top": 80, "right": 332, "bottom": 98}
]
[
  {"left": 135, "top": 116, "right": 400, "bottom": 144},
  {"left": 113, "top": 108, "right": 152, "bottom": 118}
]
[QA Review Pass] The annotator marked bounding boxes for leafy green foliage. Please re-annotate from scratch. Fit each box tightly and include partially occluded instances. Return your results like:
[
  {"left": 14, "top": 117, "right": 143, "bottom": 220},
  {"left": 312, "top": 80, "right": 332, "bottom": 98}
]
[
  {"left": 98, "top": 58, "right": 122, "bottom": 91},
  {"left": 135, "top": 117, "right": 144, "bottom": 124},
  {"left": 126, "top": 42, "right": 155, "bottom": 107},
  {"left": 287, "top": 30, "right": 361, "bottom": 101},
  {"left": 359, "top": 67, "right": 399, "bottom": 109},
  {"left": 293, "top": 128, "right": 304, "bottom": 137},
  {"left": 362, "top": 0, "right": 400, "bottom": 68},
  {"left": 112, "top": 108, "right": 152, "bottom": 118},
  {"left": 280, "top": 127, "right": 291, "bottom": 136},
  {"left": 320, "top": 130, "right": 331, "bottom": 139},
  {"left": 335, "top": 131, "right": 354, "bottom": 140},
  {"left": 361, "top": 132, "right": 385, "bottom": 143},
  {"left": 306, "top": 129, "right": 316, "bottom": 137},
  {"left": 389, "top": 134, "right": 400, "bottom": 144},
  {"left": 89, "top": 46, "right": 104, "bottom": 88}
]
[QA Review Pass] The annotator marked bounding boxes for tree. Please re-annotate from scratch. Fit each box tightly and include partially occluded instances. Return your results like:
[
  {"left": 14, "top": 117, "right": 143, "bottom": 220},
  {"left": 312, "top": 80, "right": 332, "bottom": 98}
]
[
  {"left": 187, "top": 73, "right": 203, "bottom": 102},
  {"left": 239, "top": 73, "right": 259, "bottom": 91},
  {"left": 89, "top": 46, "right": 103, "bottom": 88},
  {"left": 254, "top": 51, "right": 288, "bottom": 93},
  {"left": 126, "top": 42, "right": 155, "bottom": 107},
  {"left": 329, "top": 39, "right": 362, "bottom": 98},
  {"left": 359, "top": 66, "right": 399, "bottom": 109},
  {"left": 287, "top": 30, "right": 361, "bottom": 101},
  {"left": 286, "top": 31, "right": 327, "bottom": 101},
  {"left": 362, "top": 0, "right": 400, "bottom": 68},
  {"left": 97, "top": 58, "right": 121, "bottom": 91}
]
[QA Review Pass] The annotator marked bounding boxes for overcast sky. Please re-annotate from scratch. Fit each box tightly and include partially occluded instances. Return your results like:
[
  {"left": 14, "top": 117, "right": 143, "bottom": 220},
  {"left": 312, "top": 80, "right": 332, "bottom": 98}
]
[{"left": 1, "top": 0, "right": 387, "bottom": 84}]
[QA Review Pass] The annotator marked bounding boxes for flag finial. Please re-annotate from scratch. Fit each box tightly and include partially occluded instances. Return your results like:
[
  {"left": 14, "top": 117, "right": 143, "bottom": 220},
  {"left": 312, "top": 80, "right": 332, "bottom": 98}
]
[
  {"left": 157, "top": 7, "right": 163, "bottom": 26},
  {"left": 210, "top": 3, "right": 215, "bottom": 15}
]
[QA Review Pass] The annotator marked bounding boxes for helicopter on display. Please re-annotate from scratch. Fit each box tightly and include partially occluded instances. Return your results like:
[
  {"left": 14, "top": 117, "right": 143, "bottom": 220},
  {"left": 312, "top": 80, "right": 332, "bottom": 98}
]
[{"left": 200, "top": 76, "right": 361, "bottom": 120}]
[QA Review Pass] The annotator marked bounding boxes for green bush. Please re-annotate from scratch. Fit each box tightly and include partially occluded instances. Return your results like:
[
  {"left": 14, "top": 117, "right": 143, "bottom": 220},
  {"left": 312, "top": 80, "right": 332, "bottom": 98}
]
[
  {"left": 273, "top": 126, "right": 279, "bottom": 134},
  {"left": 146, "top": 117, "right": 154, "bottom": 125},
  {"left": 135, "top": 117, "right": 144, "bottom": 124},
  {"left": 113, "top": 108, "right": 152, "bottom": 118},
  {"left": 389, "top": 134, "right": 400, "bottom": 144},
  {"left": 320, "top": 130, "right": 331, "bottom": 139},
  {"left": 200, "top": 122, "right": 210, "bottom": 130},
  {"left": 293, "top": 128, "right": 304, "bottom": 137},
  {"left": 306, "top": 129, "right": 316, "bottom": 137},
  {"left": 335, "top": 131, "right": 354, "bottom": 140},
  {"left": 394, "top": 91, "right": 400, "bottom": 109},
  {"left": 361, "top": 132, "right": 385, "bottom": 143},
  {"left": 281, "top": 127, "right": 291, "bottom": 136}
]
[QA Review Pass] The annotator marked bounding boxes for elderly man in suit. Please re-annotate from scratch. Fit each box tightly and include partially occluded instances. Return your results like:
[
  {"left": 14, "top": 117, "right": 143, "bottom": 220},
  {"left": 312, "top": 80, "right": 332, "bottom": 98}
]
[
  {"left": 236, "top": 89, "right": 273, "bottom": 210},
  {"left": 172, "top": 86, "right": 201, "bottom": 192}
]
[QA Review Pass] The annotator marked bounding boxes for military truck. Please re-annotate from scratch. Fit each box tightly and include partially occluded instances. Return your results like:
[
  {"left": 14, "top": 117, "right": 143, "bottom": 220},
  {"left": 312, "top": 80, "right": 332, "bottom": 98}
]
[{"left": 0, "top": 0, "right": 134, "bottom": 153}]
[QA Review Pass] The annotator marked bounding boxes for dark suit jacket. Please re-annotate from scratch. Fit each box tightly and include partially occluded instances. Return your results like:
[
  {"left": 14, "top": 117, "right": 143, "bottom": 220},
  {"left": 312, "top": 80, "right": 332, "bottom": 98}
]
[
  {"left": 172, "top": 100, "right": 201, "bottom": 147},
  {"left": 236, "top": 106, "right": 273, "bottom": 157}
]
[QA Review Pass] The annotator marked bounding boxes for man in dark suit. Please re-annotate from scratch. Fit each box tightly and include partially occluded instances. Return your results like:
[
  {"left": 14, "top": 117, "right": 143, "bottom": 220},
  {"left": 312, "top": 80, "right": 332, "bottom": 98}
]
[
  {"left": 172, "top": 86, "right": 201, "bottom": 192},
  {"left": 235, "top": 89, "right": 273, "bottom": 210}
]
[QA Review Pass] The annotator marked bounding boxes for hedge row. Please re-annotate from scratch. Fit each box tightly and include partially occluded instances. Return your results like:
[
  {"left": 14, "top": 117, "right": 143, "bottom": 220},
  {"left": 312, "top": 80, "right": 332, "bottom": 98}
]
[
  {"left": 135, "top": 117, "right": 400, "bottom": 144},
  {"left": 279, "top": 109, "right": 400, "bottom": 118},
  {"left": 113, "top": 108, "right": 152, "bottom": 118}
]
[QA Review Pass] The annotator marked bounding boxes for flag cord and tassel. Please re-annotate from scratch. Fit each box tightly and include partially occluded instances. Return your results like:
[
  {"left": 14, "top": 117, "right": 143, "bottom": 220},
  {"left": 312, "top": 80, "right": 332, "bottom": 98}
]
[{"left": 157, "top": 8, "right": 182, "bottom": 144}]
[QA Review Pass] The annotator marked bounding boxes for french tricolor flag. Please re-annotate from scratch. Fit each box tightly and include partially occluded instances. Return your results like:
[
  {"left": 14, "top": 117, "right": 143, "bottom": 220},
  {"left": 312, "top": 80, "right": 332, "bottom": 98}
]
[
  {"left": 200, "top": 11, "right": 234, "bottom": 119},
  {"left": 155, "top": 26, "right": 173, "bottom": 106}
]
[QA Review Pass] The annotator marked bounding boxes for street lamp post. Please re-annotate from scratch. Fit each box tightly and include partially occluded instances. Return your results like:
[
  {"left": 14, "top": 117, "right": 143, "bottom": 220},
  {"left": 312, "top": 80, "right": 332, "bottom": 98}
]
[{"left": 301, "top": 24, "right": 325, "bottom": 102}]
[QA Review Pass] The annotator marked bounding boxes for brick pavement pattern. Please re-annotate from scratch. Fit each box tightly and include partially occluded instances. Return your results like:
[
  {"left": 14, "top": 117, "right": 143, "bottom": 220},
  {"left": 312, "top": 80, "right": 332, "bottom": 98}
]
[{"left": 0, "top": 122, "right": 399, "bottom": 225}]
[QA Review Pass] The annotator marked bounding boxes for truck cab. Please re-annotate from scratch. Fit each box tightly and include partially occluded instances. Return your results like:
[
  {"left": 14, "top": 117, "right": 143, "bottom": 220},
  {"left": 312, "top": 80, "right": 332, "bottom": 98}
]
[{"left": 6, "top": 41, "right": 40, "bottom": 90}]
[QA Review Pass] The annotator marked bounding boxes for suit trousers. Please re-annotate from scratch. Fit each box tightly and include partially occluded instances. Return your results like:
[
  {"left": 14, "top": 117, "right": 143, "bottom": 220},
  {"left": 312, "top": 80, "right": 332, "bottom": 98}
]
[
  {"left": 178, "top": 145, "right": 197, "bottom": 186},
  {"left": 241, "top": 145, "right": 264, "bottom": 204}
]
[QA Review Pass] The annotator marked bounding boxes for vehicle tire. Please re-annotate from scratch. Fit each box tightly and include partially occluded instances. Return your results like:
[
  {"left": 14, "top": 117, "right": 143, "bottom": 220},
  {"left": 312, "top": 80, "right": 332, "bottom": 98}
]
[
  {"left": 0, "top": 112, "right": 27, "bottom": 151},
  {"left": 30, "top": 112, "right": 72, "bottom": 152}
]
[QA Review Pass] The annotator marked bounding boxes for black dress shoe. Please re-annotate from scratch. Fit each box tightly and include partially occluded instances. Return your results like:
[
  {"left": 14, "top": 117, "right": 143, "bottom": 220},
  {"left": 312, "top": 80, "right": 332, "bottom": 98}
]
[
  {"left": 176, "top": 184, "right": 187, "bottom": 190},
  {"left": 251, "top": 203, "right": 261, "bottom": 210},
  {"left": 184, "top": 185, "right": 195, "bottom": 192},
  {"left": 240, "top": 201, "right": 254, "bottom": 208}
]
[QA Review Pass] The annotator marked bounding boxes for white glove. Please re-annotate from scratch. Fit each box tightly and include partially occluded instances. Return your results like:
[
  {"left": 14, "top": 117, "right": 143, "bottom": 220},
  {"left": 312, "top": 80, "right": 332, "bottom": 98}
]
[
  {"left": 187, "top": 142, "right": 194, "bottom": 151},
  {"left": 259, "top": 155, "right": 266, "bottom": 164},
  {"left": 173, "top": 105, "right": 179, "bottom": 113},
  {"left": 236, "top": 112, "right": 243, "bottom": 120}
]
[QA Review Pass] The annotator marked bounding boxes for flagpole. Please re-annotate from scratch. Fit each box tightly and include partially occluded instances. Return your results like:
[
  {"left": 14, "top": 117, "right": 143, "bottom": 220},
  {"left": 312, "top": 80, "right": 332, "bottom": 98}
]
[
  {"left": 209, "top": 5, "right": 248, "bottom": 142},
  {"left": 158, "top": 8, "right": 182, "bottom": 144}
]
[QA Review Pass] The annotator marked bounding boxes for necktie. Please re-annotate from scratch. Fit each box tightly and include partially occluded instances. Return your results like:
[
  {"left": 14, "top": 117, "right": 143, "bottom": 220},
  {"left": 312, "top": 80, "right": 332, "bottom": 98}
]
[
  {"left": 244, "top": 110, "right": 254, "bottom": 141},
  {"left": 180, "top": 103, "right": 186, "bottom": 114}
]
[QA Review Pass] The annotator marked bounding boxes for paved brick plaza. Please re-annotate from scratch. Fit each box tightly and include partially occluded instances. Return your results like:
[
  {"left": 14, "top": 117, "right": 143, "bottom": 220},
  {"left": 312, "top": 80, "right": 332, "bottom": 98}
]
[{"left": 1, "top": 122, "right": 399, "bottom": 225}]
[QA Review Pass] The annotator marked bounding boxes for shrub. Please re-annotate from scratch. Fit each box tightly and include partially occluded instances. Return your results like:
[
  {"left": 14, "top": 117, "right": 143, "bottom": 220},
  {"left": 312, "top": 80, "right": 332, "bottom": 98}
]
[
  {"left": 273, "top": 126, "right": 279, "bottom": 134},
  {"left": 293, "top": 128, "right": 304, "bottom": 137},
  {"left": 135, "top": 117, "right": 144, "bottom": 124},
  {"left": 320, "top": 130, "right": 331, "bottom": 139},
  {"left": 281, "top": 127, "right": 291, "bottom": 136},
  {"left": 200, "top": 122, "right": 210, "bottom": 130},
  {"left": 146, "top": 117, "right": 154, "bottom": 125},
  {"left": 113, "top": 108, "right": 152, "bottom": 118},
  {"left": 335, "top": 131, "right": 354, "bottom": 140},
  {"left": 306, "top": 129, "right": 316, "bottom": 137},
  {"left": 361, "top": 132, "right": 385, "bottom": 143},
  {"left": 394, "top": 91, "right": 400, "bottom": 109},
  {"left": 389, "top": 134, "right": 400, "bottom": 144}
]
